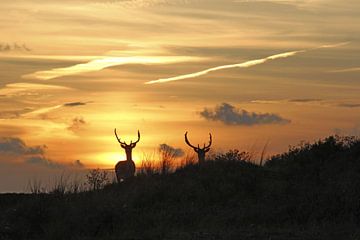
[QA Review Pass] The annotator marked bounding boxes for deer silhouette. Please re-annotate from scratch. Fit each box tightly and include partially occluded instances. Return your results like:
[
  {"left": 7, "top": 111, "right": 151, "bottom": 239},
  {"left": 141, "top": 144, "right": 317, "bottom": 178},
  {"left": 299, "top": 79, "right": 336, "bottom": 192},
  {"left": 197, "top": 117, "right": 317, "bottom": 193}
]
[
  {"left": 184, "top": 132, "right": 212, "bottom": 165},
  {"left": 114, "top": 129, "right": 140, "bottom": 182}
]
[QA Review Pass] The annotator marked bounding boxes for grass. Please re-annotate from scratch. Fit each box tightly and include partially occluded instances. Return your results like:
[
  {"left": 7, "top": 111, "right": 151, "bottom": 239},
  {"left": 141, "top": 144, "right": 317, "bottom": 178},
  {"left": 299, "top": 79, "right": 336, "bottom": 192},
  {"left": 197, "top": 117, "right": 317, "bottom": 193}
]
[{"left": 1, "top": 135, "right": 360, "bottom": 239}]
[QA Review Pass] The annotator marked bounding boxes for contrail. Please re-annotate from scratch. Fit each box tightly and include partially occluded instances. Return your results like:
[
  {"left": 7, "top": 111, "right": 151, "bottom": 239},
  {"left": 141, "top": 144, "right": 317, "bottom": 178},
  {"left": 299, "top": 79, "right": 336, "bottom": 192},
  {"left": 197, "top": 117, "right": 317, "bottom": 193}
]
[{"left": 145, "top": 42, "right": 349, "bottom": 84}]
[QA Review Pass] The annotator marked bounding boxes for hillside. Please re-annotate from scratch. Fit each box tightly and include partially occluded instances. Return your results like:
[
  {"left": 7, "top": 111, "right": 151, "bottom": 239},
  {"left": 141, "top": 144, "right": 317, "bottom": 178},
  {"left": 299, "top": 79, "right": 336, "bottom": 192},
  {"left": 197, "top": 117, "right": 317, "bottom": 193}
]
[{"left": 1, "top": 136, "right": 360, "bottom": 240}]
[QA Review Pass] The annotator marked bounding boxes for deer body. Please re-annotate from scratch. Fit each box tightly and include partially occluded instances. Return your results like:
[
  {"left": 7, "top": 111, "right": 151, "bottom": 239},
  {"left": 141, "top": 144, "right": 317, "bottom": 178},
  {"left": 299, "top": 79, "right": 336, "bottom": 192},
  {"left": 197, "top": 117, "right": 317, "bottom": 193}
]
[
  {"left": 114, "top": 129, "right": 140, "bottom": 182},
  {"left": 115, "top": 160, "right": 135, "bottom": 181},
  {"left": 185, "top": 132, "right": 212, "bottom": 165}
]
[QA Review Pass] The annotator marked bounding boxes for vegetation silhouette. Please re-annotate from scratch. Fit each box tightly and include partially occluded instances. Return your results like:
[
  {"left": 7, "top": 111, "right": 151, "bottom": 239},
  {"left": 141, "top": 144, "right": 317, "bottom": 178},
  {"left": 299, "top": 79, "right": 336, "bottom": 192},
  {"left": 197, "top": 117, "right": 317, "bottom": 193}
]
[
  {"left": 1, "top": 135, "right": 360, "bottom": 239},
  {"left": 184, "top": 131, "right": 212, "bottom": 165},
  {"left": 114, "top": 129, "right": 140, "bottom": 182}
]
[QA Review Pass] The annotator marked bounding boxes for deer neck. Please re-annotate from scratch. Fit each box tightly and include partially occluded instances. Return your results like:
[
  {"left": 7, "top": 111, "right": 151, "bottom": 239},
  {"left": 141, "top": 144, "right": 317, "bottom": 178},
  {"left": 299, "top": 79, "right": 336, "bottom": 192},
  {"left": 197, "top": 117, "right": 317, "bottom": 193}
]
[
  {"left": 125, "top": 148, "right": 133, "bottom": 162},
  {"left": 198, "top": 151, "right": 205, "bottom": 164}
]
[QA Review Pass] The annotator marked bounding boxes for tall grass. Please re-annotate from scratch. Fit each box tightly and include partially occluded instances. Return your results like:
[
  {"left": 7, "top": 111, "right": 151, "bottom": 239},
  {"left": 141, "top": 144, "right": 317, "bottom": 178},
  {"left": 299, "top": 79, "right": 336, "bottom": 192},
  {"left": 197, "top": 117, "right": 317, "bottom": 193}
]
[
  {"left": 26, "top": 172, "right": 90, "bottom": 194},
  {"left": 27, "top": 178, "right": 46, "bottom": 194}
]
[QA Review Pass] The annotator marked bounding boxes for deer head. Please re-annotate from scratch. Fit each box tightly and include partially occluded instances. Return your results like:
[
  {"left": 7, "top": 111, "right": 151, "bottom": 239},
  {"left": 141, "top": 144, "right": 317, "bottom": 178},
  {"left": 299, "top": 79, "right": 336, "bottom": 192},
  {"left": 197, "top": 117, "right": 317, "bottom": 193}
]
[
  {"left": 114, "top": 129, "right": 140, "bottom": 161},
  {"left": 185, "top": 132, "right": 212, "bottom": 165}
]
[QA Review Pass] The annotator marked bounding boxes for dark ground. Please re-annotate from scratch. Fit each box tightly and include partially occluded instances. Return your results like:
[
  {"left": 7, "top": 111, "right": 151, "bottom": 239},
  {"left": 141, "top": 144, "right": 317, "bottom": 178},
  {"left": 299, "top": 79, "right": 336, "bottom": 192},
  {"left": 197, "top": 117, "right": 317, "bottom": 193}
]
[{"left": 1, "top": 136, "right": 360, "bottom": 240}]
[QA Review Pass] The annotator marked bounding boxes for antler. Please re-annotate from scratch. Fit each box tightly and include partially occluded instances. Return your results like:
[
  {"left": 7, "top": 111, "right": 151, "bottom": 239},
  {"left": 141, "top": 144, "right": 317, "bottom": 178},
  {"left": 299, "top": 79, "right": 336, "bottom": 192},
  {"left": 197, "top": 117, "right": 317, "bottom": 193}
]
[
  {"left": 130, "top": 130, "right": 140, "bottom": 147},
  {"left": 185, "top": 132, "right": 198, "bottom": 150},
  {"left": 114, "top": 128, "right": 126, "bottom": 144},
  {"left": 115, "top": 128, "right": 140, "bottom": 148},
  {"left": 185, "top": 132, "right": 212, "bottom": 151},
  {"left": 204, "top": 133, "right": 212, "bottom": 149}
]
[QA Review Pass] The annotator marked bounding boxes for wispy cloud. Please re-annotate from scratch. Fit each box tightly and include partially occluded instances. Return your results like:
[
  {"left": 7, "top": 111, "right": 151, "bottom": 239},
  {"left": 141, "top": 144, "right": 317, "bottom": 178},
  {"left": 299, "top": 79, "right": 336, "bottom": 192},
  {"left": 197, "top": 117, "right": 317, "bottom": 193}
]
[
  {"left": 67, "top": 117, "right": 87, "bottom": 132},
  {"left": 330, "top": 67, "right": 360, "bottom": 73},
  {"left": 22, "top": 102, "right": 89, "bottom": 119},
  {"left": 24, "top": 55, "right": 206, "bottom": 80},
  {"left": 0, "top": 83, "right": 72, "bottom": 97},
  {"left": 22, "top": 105, "right": 63, "bottom": 118},
  {"left": 145, "top": 42, "right": 349, "bottom": 84},
  {"left": 289, "top": 98, "right": 322, "bottom": 103},
  {"left": 337, "top": 103, "right": 360, "bottom": 108},
  {"left": 0, "top": 42, "right": 31, "bottom": 52}
]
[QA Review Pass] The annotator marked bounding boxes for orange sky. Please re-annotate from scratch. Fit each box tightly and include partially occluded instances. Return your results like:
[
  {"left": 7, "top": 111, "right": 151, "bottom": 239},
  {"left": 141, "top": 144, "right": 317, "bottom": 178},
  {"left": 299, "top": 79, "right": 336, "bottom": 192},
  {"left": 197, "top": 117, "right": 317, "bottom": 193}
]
[{"left": 0, "top": 0, "right": 359, "bottom": 192}]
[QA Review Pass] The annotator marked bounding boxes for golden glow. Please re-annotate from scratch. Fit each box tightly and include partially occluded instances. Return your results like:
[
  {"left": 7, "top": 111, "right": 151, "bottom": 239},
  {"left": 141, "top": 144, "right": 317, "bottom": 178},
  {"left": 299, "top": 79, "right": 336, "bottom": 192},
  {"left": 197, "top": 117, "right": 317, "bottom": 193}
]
[{"left": 91, "top": 152, "right": 143, "bottom": 168}]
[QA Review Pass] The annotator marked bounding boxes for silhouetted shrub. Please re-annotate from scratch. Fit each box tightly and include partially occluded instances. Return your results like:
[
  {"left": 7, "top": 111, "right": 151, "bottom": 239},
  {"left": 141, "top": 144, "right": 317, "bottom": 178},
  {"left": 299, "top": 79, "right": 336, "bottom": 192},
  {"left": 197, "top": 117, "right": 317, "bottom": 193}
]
[
  {"left": 2, "top": 136, "right": 360, "bottom": 239},
  {"left": 86, "top": 169, "right": 109, "bottom": 191}
]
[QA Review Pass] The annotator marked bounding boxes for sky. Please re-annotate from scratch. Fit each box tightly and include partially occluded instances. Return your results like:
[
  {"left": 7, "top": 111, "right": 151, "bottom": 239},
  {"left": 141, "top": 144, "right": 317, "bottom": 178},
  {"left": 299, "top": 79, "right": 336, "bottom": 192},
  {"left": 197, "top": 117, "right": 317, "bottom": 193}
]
[{"left": 0, "top": 0, "right": 359, "bottom": 192}]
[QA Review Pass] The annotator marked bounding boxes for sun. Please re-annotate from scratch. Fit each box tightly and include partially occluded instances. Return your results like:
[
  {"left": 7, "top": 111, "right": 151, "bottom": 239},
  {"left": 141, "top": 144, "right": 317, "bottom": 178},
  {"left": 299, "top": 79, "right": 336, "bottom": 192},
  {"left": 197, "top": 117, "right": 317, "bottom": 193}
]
[{"left": 93, "top": 152, "right": 142, "bottom": 168}]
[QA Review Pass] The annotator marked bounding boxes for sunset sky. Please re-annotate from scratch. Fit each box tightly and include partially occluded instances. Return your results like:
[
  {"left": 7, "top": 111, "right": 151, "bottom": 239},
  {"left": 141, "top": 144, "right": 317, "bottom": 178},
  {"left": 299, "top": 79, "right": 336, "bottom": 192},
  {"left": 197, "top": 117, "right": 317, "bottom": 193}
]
[{"left": 0, "top": 0, "right": 359, "bottom": 192}]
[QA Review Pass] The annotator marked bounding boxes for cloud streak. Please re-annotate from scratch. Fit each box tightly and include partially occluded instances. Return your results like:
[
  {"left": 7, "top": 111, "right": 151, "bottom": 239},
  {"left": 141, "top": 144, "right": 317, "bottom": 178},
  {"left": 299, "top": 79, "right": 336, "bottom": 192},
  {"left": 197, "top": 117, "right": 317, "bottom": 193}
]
[
  {"left": 145, "top": 42, "right": 349, "bottom": 84},
  {"left": 330, "top": 67, "right": 360, "bottom": 73},
  {"left": 24, "top": 55, "right": 205, "bottom": 80}
]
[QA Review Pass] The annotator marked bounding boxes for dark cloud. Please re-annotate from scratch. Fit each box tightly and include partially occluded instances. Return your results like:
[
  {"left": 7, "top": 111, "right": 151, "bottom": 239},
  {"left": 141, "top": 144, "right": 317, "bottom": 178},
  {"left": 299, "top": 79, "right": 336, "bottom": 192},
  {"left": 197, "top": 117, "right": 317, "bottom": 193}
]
[
  {"left": 334, "top": 124, "right": 360, "bottom": 136},
  {"left": 289, "top": 99, "right": 322, "bottom": 103},
  {"left": 63, "top": 101, "right": 89, "bottom": 107},
  {"left": 73, "top": 160, "right": 85, "bottom": 168},
  {"left": 25, "top": 156, "right": 62, "bottom": 169},
  {"left": 0, "top": 42, "right": 31, "bottom": 52},
  {"left": 199, "top": 103, "right": 290, "bottom": 126},
  {"left": 25, "top": 157, "right": 85, "bottom": 169},
  {"left": 337, "top": 103, "right": 360, "bottom": 108},
  {"left": 67, "top": 117, "right": 86, "bottom": 132},
  {"left": 159, "top": 144, "right": 185, "bottom": 158},
  {"left": 0, "top": 137, "right": 45, "bottom": 155}
]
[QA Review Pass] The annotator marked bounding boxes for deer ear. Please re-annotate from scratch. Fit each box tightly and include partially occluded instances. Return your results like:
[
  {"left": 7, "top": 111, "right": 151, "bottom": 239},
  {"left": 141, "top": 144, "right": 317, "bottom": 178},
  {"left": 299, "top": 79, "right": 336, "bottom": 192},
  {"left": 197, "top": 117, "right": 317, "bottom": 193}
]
[
  {"left": 121, "top": 143, "right": 127, "bottom": 148},
  {"left": 205, "top": 148, "right": 210, "bottom": 153}
]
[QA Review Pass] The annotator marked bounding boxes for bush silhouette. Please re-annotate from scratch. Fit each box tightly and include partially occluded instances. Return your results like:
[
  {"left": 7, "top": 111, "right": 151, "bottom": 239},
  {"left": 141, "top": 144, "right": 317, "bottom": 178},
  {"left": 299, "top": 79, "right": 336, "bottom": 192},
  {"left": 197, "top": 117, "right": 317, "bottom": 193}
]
[{"left": 1, "top": 135, "right": 360, "bottom": 239}]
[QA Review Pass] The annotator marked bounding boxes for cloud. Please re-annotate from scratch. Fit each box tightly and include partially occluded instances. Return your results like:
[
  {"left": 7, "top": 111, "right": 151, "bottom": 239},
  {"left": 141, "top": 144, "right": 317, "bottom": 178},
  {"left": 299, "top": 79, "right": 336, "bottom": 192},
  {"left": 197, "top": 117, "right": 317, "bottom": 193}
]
[
  {"left": 0, "top": 109, "right": 31, "bottom": 119},
  {"left": 0, "top": 83, "right": 72, "bottom": 97},
  {"left": 22, "top": 105, "right": 63, "bottom": 118},
  {"left": 25, "top": 156, "right": 62, "bottom": 169},
  {"left": 0, "top": 137, "right": 84, "bottom": 169},
  {"left": 145, "top": 42, "right": 349, "bottom": 84},
  {"left": 25, "top": 156, "right": 85, "bottom": 169},
  {"left": 289, "top": 98, "right": 322, "bottom": 103},
  {"left": 251, "top": 100, "right": 283, "bottom": 104},
  {"left": 67, "top": 117, "right": 87, "bottom": 132},
  {"left": 0, "top": 137, "right": 45, "bottom": 155},
  {"left": 63, "top": 102, "right": 89, "bottom": 107},
  {"left": 337, "top": 103, "right": 360, "bottom": 108},
  {"left": 23, "top": 55, "right": 205, "bottom": 80},
  {"left": 73, "top": 160, "right": 85, "bottom": 168},
  {"left": 159, "top": 143, "right": 185, "bottom": 158},
  {"left": 199, "top": 103, "right": 290, "bottom": 126},
  {"left": 330, "top": 67, "right": 360, "bottom": 73},
  {"left": 334, "top": 123, "right": 360, "bottom": 137},
  {"left": 0, "top": 42, "right": 31, "bottom": 52},
  {"left": 2, "top": 101, "right": 89, "bottom": 120}
]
